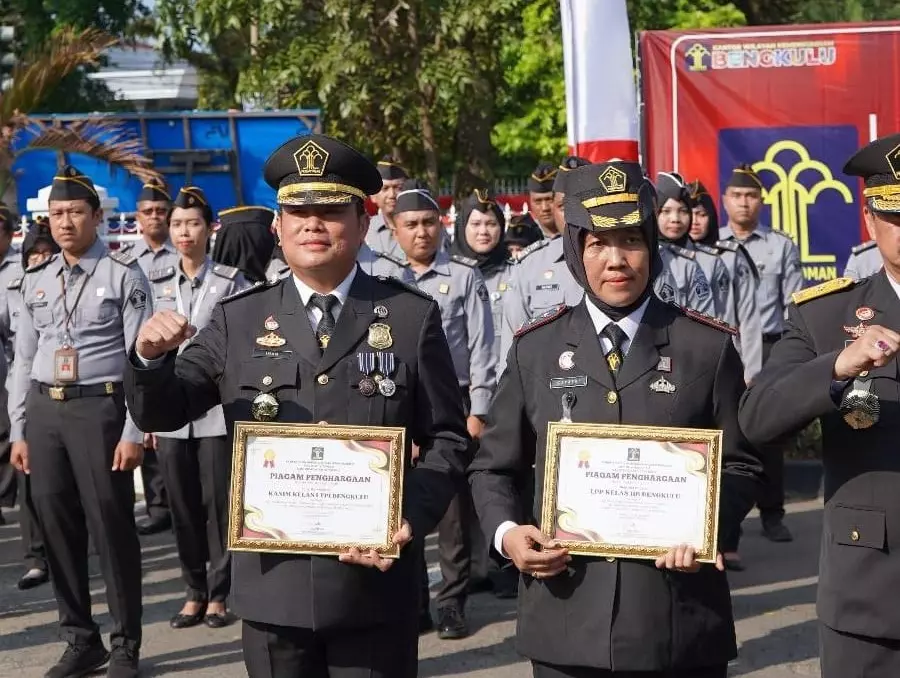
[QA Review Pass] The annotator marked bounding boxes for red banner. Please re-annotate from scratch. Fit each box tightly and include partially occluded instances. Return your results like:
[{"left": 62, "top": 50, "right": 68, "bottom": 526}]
[{"left": 640, "top": 21, "right": 900, "bottom": 282}]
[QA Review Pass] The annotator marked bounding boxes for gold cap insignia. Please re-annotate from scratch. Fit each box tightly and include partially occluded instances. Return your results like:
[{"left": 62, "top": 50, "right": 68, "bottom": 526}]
[
  {"left": 599, "top": 166, "right": 627, "bottom": 193},
  {"left": 294, "top": 140, "right": 329, "bottom": 177},
  {"left": 187, "top": 196, "right": 195, "bottom": 205},
  {"left": 887, "top": 142, "right": 900, "bottom": 180},
  {"left": 474, "top": 188, "right": 494, "bottom": 208}
]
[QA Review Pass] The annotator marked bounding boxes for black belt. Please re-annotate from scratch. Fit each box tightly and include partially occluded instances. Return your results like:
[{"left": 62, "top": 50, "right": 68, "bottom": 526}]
[
  {"left": 762, "top": 333, "right": 783, "bottom": 343},
  {"left": 35, "top": 381, "right": 121, "bottom": 401}
]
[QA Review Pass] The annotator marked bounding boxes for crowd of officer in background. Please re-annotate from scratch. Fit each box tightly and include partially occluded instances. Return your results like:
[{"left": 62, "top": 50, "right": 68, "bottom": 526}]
[{"left": 0, "top": 134, "right": 893, "bottom": 678}]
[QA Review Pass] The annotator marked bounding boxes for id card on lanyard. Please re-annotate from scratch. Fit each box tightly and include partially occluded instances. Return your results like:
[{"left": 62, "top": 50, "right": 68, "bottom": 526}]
[{"left": 54, "top": 270, "right": 89, "bottom": 383}]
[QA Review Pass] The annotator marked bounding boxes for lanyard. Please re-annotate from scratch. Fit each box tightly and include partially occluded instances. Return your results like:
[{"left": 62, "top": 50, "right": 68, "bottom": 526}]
[
  {"left": 58, "top": 268, "right": 91, "bottom": 346},
  {"left": 174, "top": 261, "right": 210, "bottom": 325}
]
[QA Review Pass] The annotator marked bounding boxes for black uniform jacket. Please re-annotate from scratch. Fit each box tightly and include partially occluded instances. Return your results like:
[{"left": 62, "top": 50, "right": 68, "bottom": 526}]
[
  {"left": 469, "top": 297, "right": 763, "bottom": 671},
  {"left": 125, "top": 269, "right": 470, "bottom": 630},
  {"left": 740, "top": 270, "right": 900, "bottom": 640}
]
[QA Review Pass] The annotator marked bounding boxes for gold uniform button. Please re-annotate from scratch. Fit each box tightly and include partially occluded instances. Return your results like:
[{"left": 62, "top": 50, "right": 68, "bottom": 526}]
[
  {"left": 262, "top": 375, "right": 273, "bottom": 386},
  {"left": 851, "top": 529, "right": 860, "bottom": 542},
  {"left": 605, "top": 557, "right": 616, "bottom": 563},
  {"left": 317, "top": 374, "right": 329, "bottom": 385},
  {"left": 607, "top": 391, "right": 618, "bottom": 404}
]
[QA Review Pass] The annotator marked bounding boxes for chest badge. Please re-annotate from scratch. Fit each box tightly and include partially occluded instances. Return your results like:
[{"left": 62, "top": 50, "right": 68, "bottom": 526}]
[
  {"left": 367, "top": 323, "right": 393, "bottom": 350},
  {"left": 264, "top": 315, "right": 280, "bottom": 331},
  {"left": 256, "top": 332, "right": 287, "bottom": 349},
  {"left": 558, "top": 351, "right": 575, "bottom": 370},
  {"left": 656, "top": 356, "right": 672, "bottom": 372},
  {"left": 438, "top": 283, "right": 450, "bottom": 294},
  {"left": 843, "top": 323, "right": 869, "bottom": 339},
  {"left": 251, "top": 392, "right": 280, "bottom": 421},
  {"left": 650, "top": 377, "right": 676, "bottom": 394},
  {"left": 374, "top": 305, "right": 389, "bottom": 319},
  {"left": 855, "top": 306, "right": 875, "bottom": 322},
  {"left": 543, "top": 270, "right": 553, "bottom": 280}
]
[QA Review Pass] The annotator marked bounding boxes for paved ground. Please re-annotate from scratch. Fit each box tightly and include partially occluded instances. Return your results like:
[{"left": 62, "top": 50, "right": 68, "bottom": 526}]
[{"left": 0, "top": 500, "right": 823, "bottom": 677}]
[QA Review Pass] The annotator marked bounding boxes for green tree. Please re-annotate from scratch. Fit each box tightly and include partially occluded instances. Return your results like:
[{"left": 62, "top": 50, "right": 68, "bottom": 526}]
[{"left": 2, "top": 0, "right": 148, "bottom": 112}]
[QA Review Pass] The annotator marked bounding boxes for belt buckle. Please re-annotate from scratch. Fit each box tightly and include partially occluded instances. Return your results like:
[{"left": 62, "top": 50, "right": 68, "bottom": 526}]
[
  {"left": 48, "top": 386, "right": 66, "bottom": 401},
  {"left": 104, "top": 382, "right": 114, "bottom": 395}
]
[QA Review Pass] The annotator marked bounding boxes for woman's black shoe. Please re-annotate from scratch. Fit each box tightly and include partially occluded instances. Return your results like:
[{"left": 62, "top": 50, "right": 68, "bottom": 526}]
[{"left": 170, "top": 603, "right": 207, "bottom": 629}]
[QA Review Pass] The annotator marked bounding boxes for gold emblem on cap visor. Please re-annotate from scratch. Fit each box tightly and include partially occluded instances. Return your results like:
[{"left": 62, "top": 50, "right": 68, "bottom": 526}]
[
  {"left": 294, "top": 140, "right": 329, "bottom": 177},
  {"left": 887, "top": 142, "right": 900, "bottom": 180},
  {"left": 598, "top": 166, "right": 627, "bottom": 193}
]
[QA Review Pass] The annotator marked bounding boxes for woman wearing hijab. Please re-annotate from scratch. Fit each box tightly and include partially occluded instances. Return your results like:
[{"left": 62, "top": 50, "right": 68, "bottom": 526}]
[
  {"left": 469, "top": 159, "right": 764, "bottom": 678},
  {"left": 505, "top": 213, "right": 542, "bottom": 259},
  {"left": 452, "top": 189, "right": 515, "bottom": 363},
  {"left": 150, "top": 187, "right": 250, "bottom": 630},
  {"left": 211, "top": 206, "right": 276, "bottom": 283}
]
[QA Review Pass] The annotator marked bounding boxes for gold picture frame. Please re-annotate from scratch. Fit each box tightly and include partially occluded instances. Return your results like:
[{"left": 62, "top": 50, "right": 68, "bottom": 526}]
[
  {"left": 229, "top": 422, "right": 405, "bottom": 557},
  {"left": 541, "top": 422, "right": 722, "bottom": 562}
]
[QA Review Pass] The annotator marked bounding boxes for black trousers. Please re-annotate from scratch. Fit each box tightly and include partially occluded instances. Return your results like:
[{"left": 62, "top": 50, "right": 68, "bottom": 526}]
[
  {"left": 242, "top": 618, "right": 417, "bottom": 678},
  {"left": 18, "top": 470, "right": 47, "bottom": 570},
  {"left": 532, "top": 662, "right": 728, "bottom": 678},
  {"left": 0, "top": 386, "right": 17, "bottom": 508},
  {"left": 156, "top": 435, "right": 231, "bottom": 603},
  {"left": 140, "top": 445, "right": 169, "bottom": 520},
  {"left": 820, "top": 622, "right": 900, "bottom": 678},
  {"left": 27, "top": 386, "right": 142, "bottom": 649},
  {"left": 756, "top": 336, "right": 785, "bottom": 524}
]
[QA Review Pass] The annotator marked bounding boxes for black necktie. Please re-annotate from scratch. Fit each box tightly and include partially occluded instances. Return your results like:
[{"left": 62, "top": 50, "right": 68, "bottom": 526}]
[
  {"left": 309, "top": 293, "right": 338, "bottom": 351},
  {"left": 600, "top": 323, "right": 628, "bottom": 377}
]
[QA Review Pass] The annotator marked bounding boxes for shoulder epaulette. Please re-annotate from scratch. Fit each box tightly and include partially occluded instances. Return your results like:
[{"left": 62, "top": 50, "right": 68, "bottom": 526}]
[
  {"left": 693, "top": 243, "right": 720, "bottom": 257},
  {"left": 514, "top": 304, "right": 569, "bottom": 338},
  {"left": 108, "top": 249, "right": 137, "bottom": 266},
  {"left": 267, "top": 266, "right": 290, "bottom": 283},
  {"left": 771, "top": 229, "right": 794, "bottom": 241},
  {"left": 664, "top": 243, "right": 695, "bottom": 260},
  {"left": 25, "top": 254, "right": 55, "bottom": 274},
  {"left": 791, "top": 277, "right": 855, "bottom": 306},
  {"left": 212, "top": 263, "right": 240, "bottom": 280},
  {"left": 450, "top": 254, "right": 478, "bottom": 268},
  {"left": 7, "top": 278, "right": 22, "bottom": 290},
  {"left": 714, "top": 239, "right": 739, "bottom": 253},
  {"left": 148, "top": 266, "right": 176, "bottom": 283},
  {"left": 518, "top": 238, "right": 550, "bottom": 261},
  {"left": 682, "top": 308, "right": 738, "bottom": 335},
  {"left": 119, "top": 242, "right": 135, "bottom": 253},
  {"left": 507, "top": 257, "right": 518, "bottom": 266},
  {"left": 851, "top": 240, "right": 877, "bottom": 255},
  {"left": 221, "top": 280, "right": 276, "bottom": 303},
  {"left": 376, "top": 275, "right": 433, "bottom": 300},
  {"left": 374, "top": 251, "right": 409, "bottom": 267}
]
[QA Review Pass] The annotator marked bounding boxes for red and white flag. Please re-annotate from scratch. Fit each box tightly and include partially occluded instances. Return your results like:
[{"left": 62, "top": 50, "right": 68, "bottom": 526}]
[{"left": 560, "top": 0, "right": 639, "bottom": 162}]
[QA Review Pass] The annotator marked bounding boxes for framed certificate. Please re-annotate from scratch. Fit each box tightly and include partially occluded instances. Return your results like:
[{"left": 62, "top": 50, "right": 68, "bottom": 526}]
[
  {"left": 229, "top": 422, "right": 405, "bottom": 557},
  {"left": 541, "top": 423, "right": 722, "bottom": 562}
]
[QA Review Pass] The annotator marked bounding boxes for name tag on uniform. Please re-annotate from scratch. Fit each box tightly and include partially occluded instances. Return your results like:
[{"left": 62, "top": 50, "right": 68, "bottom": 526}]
[
  {"left": 54, "top": 346, "right": 78, "bottom": 383},
  {"left": 550, "top": 375, "right": 588, "bottom": 389},
  {"left": 536, "top": 284, "right": 560, "bottom": 292}
]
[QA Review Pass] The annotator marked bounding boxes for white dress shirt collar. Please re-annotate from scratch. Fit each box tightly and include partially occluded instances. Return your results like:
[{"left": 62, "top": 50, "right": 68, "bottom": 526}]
[
  {"left": 585, "top": 296, "right": 650, "bottom": 355},
  {"left": 885, "top": 269, "right": 900, "bottom": 301},
  {"left": 292, "top": 265, "right": 358, "bottom": 313}
]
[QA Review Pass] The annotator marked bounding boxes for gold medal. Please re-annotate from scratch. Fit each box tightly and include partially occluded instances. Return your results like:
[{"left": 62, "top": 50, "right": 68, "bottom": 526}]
[
  {"left": 367, "top": 323, "right": 393, "bottom": 350},
  {"left": 251, "top": 392, "right": 280, "bottom": 421},
  {"left": 256, "top": 332, "right": 287, "bottom": 348}
]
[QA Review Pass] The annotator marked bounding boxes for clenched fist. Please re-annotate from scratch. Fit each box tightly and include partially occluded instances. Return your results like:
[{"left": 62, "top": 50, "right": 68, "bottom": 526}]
[
  {"left": 136, "top": 310, "right": 197, "bottom": 360},
  {"left": 833, "top": 324, "right": 900, "bottom": 381}
]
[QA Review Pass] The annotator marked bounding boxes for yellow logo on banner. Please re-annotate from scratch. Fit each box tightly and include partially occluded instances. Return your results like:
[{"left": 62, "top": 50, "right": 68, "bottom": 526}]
[
  {"left": 753, "top": 141, "right": 853, "bottom": 277},
  {"left": 685, "top": 43, "right": 711, "bottom": 72}
]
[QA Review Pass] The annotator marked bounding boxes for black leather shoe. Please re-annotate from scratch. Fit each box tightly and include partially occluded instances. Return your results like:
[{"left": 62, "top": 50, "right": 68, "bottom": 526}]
[
  {"left": 170, "top": 603, "right": 207, "bottom": 629},
  {"left": 136, "top": 515, "right": 171, "bottom": 536},
  {"left": 762, "top": 521, "right": 793, "bottom": 543},
  {"left": 18, "top": 567, "right": 50, "bottom": 590},
  {"left": 44, "top": 642, "right": 109, "bottom": 678},
  {"left": 107, "top": 646, "right": 139, "bottom": 678},
  {"left": 723, "top": 556, "right": 746, "bottom": 572},
  {"left": 204, "top": 611, "right": 232, "bottom": 629},
  {"left": 437, "top": 604, "right": 469, "bottom": 640}
]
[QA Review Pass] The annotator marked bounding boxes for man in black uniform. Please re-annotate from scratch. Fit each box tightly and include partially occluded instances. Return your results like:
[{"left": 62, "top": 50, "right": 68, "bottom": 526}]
[
  {"left": 125, "top": 134, "right": 470, "bottom": 678},
  {"left": 740, "top": 132, "right": 900, "bottom": 678},
  {"left": 469, "top": 160, "right": 764, "bottom": 677}
]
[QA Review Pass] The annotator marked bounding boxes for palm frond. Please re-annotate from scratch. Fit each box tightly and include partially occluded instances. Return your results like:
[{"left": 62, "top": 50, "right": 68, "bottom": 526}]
[
  {"left": 11, "top": 116, "right": 160, "bottom": 184},
  {"left": 0, "top": 28, "right": 118, "bottom": 120}
]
